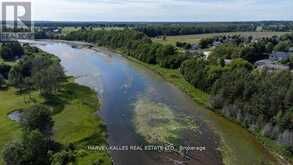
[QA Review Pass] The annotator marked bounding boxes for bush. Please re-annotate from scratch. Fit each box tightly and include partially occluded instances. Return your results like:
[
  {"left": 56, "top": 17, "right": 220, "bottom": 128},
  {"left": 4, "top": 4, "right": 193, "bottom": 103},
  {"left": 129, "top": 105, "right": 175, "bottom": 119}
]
[{"left": 20, "top": 105, "right": 54, "bottom": 135}]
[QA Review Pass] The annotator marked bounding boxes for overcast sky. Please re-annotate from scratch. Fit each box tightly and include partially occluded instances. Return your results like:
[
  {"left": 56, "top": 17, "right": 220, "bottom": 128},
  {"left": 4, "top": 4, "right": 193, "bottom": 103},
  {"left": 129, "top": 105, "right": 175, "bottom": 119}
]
[{"left": 3, "top": 0, "right": 293, "bottom": 21}]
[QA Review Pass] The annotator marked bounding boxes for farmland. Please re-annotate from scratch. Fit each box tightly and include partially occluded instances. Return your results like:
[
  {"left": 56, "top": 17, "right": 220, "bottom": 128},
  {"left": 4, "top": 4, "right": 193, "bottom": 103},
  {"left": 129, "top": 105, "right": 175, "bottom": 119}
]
[{"left": 152, "top": 31, "right": 291, "bottom": 46}]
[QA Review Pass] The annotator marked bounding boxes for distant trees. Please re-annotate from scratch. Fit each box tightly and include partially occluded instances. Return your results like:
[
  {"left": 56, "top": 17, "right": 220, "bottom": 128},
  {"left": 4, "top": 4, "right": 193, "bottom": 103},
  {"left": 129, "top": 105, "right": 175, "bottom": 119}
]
[
  {"left": 209, "top": 43, "right": 241, "bottom": 63},
  {"left": 176, "top": 42, "right": 191, "bottom": 49},
  {"left": 274, "top": 41, "right": 291, "bottom": 52},
  {"left": 199, "top": 38, "right": 214, "bottom": 49},
  {"left": 136, "top": 23, "right": 257, "bottom": 37},
  {"left": 64, "top": 29, "right": 188, "bottom": 69},
  {"left": 0, "top": 41, "right": 24, "bottom": 61}
]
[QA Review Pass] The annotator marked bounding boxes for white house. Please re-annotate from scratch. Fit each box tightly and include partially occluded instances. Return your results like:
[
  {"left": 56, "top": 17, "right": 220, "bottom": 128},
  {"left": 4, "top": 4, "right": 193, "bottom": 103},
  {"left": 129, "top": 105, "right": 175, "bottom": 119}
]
[
  {"left": 269, "top": 52, "right": 289, "bottom": 61},
  {"left": 255, "top": 59, "right": 289, "bottom": 71}
]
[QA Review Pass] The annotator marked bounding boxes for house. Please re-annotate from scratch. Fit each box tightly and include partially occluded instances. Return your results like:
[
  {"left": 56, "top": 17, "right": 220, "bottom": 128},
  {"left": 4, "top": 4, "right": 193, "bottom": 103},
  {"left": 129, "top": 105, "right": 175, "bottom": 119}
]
[
  {"left": 255, "top": 59, "right": 290, "bottom": 71},
  {"left": 269, "top": 52, "right": 289, "bottom": 61},
  {"left": 224, "top": 59, "right": 232, "bottom": 65},
  {"left": 212, "top": 41, "right": 222, "bottom": 47},
  {"left": 191, "top": 44, "right": 199, "bottom": 50},
  {"left": 255, "top": 59, "right": 273, "bottom": 66},
  {"left": 53, "top": 29, "right": 60, "bottom": 33},
  {"left": 289, "top": 47, "right": 293, "bottom": 52}
]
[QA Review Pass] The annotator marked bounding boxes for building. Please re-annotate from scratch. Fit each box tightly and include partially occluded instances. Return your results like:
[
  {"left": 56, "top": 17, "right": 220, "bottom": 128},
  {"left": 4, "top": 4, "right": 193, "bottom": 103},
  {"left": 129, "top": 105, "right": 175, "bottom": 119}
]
[
  {"left": 269, "top": 52, "right": 289, "bottom": 61},
  {"left": 224, "top": 59, "right": 232, "bottom": 65},
  {"left": 212, "top": 41, "right": 222, "bottom": 47},
  {"left": 255, "top": 59, "right": 289, "bottom": 71},
  {"left": 191, "top": 44, "right": 199, "bottom": 50},
  {"left": 289, "top": 47, "right": 293, "bottom": 52}
]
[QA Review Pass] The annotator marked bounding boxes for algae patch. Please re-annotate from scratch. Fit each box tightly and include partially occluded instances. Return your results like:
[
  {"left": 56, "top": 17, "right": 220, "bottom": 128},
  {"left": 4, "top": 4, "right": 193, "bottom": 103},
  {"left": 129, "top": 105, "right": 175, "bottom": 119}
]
[{"left": 133, "top": 98, "right": 198, "bottom": 144}]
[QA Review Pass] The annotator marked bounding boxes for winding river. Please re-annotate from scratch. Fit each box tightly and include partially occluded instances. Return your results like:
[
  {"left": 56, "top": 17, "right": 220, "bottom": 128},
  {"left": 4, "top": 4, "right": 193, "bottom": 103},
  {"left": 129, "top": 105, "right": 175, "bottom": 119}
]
[{"left": 26, "top": 40, "right": 279, "bottom": 165}]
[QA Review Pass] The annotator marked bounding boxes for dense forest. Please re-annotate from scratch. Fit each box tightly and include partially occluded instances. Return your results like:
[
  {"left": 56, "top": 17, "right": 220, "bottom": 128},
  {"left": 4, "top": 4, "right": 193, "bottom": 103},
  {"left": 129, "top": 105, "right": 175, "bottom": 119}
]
[
  {"left": 63, "top": 29, "right": 293, "bottom": 157},
  {"left": 33, "top": 21, "right": 293, "bottom": 39},
  {"left": 136, "top": 23, "right": 257, "bottom": 37},
  {"left": 63, "top": 29, "right": 188, "bottom": 69},
  {"left": 136, "top": 22, "right": 293, "bottom": 37}
]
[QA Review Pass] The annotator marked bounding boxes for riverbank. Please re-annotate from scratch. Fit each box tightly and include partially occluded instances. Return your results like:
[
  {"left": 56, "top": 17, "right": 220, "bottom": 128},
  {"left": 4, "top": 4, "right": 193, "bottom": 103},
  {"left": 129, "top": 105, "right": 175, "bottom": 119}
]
[
  {"left": 121, "top": 54, "right": 292, "bottom": 165},
  {"left": 0, "top": 47, "right": 111, "bottom": 165},
  {"left": 44, "top": 39, "right": 290, "bottom": 164},
  {"left": 0, "top": 78, "right": 111, "bottom": 165}
]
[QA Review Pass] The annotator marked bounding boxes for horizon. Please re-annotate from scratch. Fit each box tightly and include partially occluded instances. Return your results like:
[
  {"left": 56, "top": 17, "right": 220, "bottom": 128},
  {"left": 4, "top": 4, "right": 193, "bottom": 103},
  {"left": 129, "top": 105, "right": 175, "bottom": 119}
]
[{"left": 2, "top": 0, "right": 293, "bottom": 22}]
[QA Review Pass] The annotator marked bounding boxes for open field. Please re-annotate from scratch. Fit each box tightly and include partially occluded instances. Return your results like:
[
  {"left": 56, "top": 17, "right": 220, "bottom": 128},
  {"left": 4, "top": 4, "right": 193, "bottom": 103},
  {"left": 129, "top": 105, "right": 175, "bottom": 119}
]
[
  {"left": 152, "top": 31, "right": 291, "bottom": 46},
  {"left": 62, "top": 26, "right": 125, "bottom": 34}
]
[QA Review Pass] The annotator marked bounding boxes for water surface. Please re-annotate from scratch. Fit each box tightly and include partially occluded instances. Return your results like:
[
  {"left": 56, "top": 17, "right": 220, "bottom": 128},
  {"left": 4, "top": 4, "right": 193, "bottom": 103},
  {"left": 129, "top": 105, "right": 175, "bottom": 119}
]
[{"left": 29, "top": 40, "right": 278, "bottom": 165}]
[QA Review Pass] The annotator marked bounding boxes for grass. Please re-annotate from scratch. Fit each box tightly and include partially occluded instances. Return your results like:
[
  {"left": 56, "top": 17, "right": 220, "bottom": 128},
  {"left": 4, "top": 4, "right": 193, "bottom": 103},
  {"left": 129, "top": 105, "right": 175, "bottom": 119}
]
[
  {"left": 0, "top": 58, "right": 17, "bottom": 66},
  {"left": 0, "top": 88, "right": 44, "bottom": 164},
  {"left": 61, "top": 26, "right": 125, "bottom": 35},
  {"left": 0, "top": 79, "right": 111, "bottom": 165},
  {"left": 152, "top": 31, "right": 291, "bottom": 46}
]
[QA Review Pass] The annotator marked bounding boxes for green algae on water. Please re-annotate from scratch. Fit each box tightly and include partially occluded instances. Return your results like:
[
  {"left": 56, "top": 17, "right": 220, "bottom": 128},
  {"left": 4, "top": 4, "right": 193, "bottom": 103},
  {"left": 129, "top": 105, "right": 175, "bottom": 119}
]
[{"left": 133, "top": 98, "right": 198, "bottom": 144}]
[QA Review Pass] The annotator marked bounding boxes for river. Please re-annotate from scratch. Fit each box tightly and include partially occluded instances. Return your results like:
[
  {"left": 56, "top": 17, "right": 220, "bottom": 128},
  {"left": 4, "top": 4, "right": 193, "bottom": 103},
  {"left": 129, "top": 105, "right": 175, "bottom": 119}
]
[{"left": 26, "top": 40, "right": 279, "bottom": 165}]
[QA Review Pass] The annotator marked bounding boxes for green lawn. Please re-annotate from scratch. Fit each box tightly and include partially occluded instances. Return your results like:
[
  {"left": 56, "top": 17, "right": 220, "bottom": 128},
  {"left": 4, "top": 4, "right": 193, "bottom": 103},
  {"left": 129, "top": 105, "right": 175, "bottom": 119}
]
[
  {"left": 0, "top": 80, "right": 111, "bottom": 165},
  {"left": 62, "top": 26, "right": 125, "bottom": 35},
  {"left": 0, "top": 88, "right": 44, "bottom": 164},
  {"left": 152, "top": 31, "right": 291, "bottom": 46}
]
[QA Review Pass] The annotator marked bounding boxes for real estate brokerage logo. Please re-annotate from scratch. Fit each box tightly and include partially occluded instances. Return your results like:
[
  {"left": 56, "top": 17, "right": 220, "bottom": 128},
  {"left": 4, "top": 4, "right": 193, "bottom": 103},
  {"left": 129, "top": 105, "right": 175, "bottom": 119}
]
[{"left": 1, "top": 1, "right": 34, "bottom": 41}]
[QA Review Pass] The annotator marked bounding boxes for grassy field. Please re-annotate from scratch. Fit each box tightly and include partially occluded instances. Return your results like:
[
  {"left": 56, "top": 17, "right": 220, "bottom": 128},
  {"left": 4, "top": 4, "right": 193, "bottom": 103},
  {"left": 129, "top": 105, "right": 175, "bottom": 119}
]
[
  {"left": 62, "top": 26, "right": 125, "bottom": 34},
  {"left": 0, "top": 79, "right": 111, "bottom": 165},
  {"left": 152, "top": 31, "right": 291, "bottom": 46}
]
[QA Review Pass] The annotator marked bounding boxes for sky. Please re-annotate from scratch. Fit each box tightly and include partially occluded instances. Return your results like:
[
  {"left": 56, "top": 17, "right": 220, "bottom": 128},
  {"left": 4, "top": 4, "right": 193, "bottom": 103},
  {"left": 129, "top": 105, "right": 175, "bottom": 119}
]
[{"left": 2, "top": 0, "right": 293, "bottom": 22}]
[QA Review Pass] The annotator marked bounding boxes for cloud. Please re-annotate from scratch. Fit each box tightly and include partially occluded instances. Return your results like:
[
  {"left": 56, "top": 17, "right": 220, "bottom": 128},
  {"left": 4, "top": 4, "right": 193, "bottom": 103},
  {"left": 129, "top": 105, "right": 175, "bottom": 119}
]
[{"left": 26, "top": 0, "right": 293, "bottom": 21}]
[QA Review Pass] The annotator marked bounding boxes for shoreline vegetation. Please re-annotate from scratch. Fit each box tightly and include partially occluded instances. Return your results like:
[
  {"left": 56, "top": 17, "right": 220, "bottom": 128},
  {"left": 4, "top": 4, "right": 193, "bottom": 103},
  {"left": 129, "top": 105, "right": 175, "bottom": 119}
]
[
  {"left": 66, "top": 39, "right": 291, "bottom": 164},
  {"left": 0, "top": 43, "right": 111, "bottom": 165},
  {"left": 122, "top": 54, "right": 290, "bottom": 165}
]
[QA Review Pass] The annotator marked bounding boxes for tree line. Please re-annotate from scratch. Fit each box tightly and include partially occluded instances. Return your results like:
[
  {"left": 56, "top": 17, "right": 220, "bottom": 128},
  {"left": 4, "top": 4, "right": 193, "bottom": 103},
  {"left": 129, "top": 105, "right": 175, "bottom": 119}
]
[
  {"left": 63, "top": 29, "right": 188, "bottom": 69},
  {"left": 136, "top": 22, "right": 293, "bottom": 37},
  {"left": 63, "top": 29, "right": 293, "bottom": 156}
]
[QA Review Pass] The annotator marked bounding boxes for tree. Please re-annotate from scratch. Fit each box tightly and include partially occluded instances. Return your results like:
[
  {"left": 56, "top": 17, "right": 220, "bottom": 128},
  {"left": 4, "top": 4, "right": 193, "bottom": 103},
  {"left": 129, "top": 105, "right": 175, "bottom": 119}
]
[
  {"left": 32, "top": 62, "right": 64, "bottom": 96},
  {"left": 51, "top": 150, "right": 75, "bottom": 165},
  {"left": 3, "top": 142, "right": 26, "bottom": 165},
  {"left": 0, "top": 44, "right": 13, "bottom": 61},
  {"left": 274, "top": 41, "right": 290, "bottom": 52},
  {"left": 199, "top": 38, "right": 214, "bottom": 49},
  {"left": 211, "top": 43, "right": 241, "bottom": 60},
  {"left": 0, "top": 63, "right": 12, "bottom": 79},
  {"left": 8, "top": 65, "right": 24, "bottom": 90},
  {"left": 0, "top": 74, "right": 5, "bottom": 88},
  {"left": 239, "top": 44, "right": 267, "bottom": 63},
  {"left": 3, "top": 131, "right": 51, "bottom": 165},
  {"left": 20, "top": 105, "right": 54, "bottom": 135},
  {"left": 0, "top": 42, "right": 24, "bottom": 61}
]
